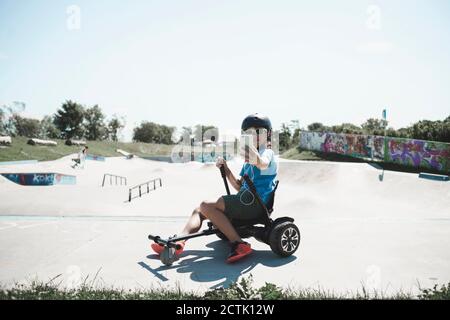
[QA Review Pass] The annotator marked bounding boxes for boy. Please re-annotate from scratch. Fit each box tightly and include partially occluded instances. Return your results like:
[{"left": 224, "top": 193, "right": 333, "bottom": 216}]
[
  {"left": 71, "top": 145, "right": 88, "bottom": 169},
  {"left": 151, "top": 114, "right": 278, "bottom": 263}
]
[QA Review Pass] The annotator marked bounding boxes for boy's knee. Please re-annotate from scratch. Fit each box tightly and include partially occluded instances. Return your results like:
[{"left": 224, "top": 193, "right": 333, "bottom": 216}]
[
  {"left": 199, "top": 201, "right": 209, "bottom": 214},
  {"left": 215, "top": 197, "right": 225, "bottom": 211}
]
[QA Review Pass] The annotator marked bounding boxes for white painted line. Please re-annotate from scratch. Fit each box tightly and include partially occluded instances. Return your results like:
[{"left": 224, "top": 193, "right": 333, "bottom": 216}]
[
  {"left": 18, "top": 221, "right": 57, "bottom": 229},
  {"left": 0, "top": 222, "right": 18, "bottom": 231}
]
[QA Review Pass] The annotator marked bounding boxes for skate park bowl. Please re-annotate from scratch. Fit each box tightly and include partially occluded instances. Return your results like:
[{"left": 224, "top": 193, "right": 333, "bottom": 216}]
[{"left": 0, "top": 156, "right": 449, "bottom": 296}]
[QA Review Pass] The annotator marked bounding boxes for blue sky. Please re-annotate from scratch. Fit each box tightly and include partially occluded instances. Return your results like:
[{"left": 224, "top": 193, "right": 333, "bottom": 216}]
[{"left": 1, "top": 0, "right": 449, "bottom": 141}]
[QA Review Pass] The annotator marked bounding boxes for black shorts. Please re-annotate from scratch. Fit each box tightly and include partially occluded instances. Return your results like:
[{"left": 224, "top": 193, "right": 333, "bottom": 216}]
[{"left": 222, "top": 189, "right": 266, "bottom": 220}]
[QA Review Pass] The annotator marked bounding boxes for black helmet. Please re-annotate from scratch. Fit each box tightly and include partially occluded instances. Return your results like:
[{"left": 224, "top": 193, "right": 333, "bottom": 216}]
[{"left": 241, "top": 113, "right": 272, "bottom": 132}]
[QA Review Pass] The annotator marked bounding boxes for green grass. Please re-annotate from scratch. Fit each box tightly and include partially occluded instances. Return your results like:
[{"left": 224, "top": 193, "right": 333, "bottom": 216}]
[
  {"left": 0, "top": 137, "right": 173, "bottom": 162},
  {"left": 1, "top": 275, "right": 448, "bottom": 300},
  {"left": 281, "top": 147, "right": 448, "bottom": 175}
]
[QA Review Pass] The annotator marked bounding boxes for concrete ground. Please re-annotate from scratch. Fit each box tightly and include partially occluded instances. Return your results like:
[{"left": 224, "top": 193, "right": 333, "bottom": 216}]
[{"left": 0, "top": 155, "right": 449, "bottom": 295}]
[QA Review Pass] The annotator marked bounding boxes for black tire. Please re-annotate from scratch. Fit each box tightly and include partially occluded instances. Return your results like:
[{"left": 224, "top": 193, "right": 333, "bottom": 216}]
[{"left": 269, "top": 222, "right": 300, "bottom": 257}]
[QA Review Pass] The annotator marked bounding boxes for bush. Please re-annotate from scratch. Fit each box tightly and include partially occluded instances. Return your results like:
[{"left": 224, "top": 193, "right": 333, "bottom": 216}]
[{"left": 418, "top": 283, "right": 450, "bottom": 300}]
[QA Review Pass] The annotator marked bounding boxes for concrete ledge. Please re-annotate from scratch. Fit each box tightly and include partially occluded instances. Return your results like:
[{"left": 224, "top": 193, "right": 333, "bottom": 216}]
[
  {"left": 0, "top": 136, "right": 12, "bottom": 145},
  {"left": 65, "top": 139, "right": 86, "bottom": 146},
  {"left": 419, "top": 172, "right": 449, "bottom": 181},
  {"left": 86, "top": 154, "right": 105, "bottom": 161},
  {"left": 116, "top": 149, "right": 134, "bottom": 159},
  {"left": 27, "top": 138, "right": 57, "bottom": 146},
  {"left": 1, "top": 173, "right": 76, "bottom": 185},
  {"left": 0, "top": 160, "right": 39, "bottom": 166}
]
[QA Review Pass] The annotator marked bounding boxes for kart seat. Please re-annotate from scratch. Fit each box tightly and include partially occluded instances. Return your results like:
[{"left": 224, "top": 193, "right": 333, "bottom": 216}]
[{"left": 265, "top": 180, "right": 279, "bottom": 214}]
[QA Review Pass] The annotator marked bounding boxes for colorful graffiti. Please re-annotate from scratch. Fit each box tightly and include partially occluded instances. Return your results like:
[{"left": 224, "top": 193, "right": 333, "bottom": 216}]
[
  {"left": 300, "top": 132, "right": 374, "bottom": 159},
  {"left": 300, "top": 131, "right": 450, "bottom": 173},
  {"left": 372, "top": 136, "right": 385, "bottom": 160},
  {"left": 1, "top": 173, "right": 76, "bottom": 186},
  {"left": 386, "top": 138, "right": 450, "bottom": 172}
]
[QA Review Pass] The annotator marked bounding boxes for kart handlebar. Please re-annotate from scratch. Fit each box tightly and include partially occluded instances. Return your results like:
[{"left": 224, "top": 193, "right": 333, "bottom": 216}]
[
  {"left": 219, "top": 165, "right": 231, "bottom": 195},
  {"left": 148, "top": 235, "right": 182, "bottom": 250}
]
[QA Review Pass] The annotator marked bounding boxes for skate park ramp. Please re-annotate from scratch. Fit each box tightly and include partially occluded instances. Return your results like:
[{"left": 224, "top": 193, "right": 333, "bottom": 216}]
[{"left": 0, "top": 156, "right": 449, "bottom": 295}]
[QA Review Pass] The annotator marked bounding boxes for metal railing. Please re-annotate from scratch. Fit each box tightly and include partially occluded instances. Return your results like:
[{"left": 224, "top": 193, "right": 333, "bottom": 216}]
[
  {"left": 128, "top": 177, "right": 162, "bottom": 202},
  {"left": 102, "top": 173, "right": 127, "bottom": 187}
]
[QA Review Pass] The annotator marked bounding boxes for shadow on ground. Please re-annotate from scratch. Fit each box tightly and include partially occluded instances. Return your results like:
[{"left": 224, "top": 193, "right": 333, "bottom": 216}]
[{"left": 138, "top": 240, "right": 297, "bottom": 289}]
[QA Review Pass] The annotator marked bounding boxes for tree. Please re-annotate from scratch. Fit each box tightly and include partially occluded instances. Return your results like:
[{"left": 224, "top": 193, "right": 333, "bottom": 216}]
[
  {"left": 193, "top": 124, "right": 218, "bottom": 143},
  {"left": 11, "top": 115, "right": 40, "bottom": 138},
  {"left": 40, "top": 115, "right": 60, "bottom": 139},
  {"left": 178, "top": 126, "right": 193, "bottom": 144},
  {"left": 1, "top": 101, "right": 26, "bottom": 136},
  {"left": 361, "top": 118, "right": 388, "bottom": 135},
  {"left": 307, "top": 122, "right": 327, "bottom": 132},
  {"left": 385, "top": 127, "right": 398, "bottom": 137},
  {"left": 133, "top": 121, "right": 175, "bottom": 144},
  {"left": 53, "top": 100, "right": 85, "bottom": 139},
  {"left": 84, "top": 105, "right": 106, "bottom": 140},
  {"left": 396, "top": 127, "right": 411, "bottom": 138},
  {"left": 408, "top": 118, "right": 450, "bottom": 142},
  {"left": 331, "top": 123, "right": 363, "bottom": 135},
  {"left": 441, "top": 116, "right": 450, "bottom": 142},
  {"left": 279, "top": 123, "right": 292, "bottom": 152},
  {"left": 0, "top": 107, "right": 5, "bottom": 135},
  {"left": 156, "top": 124, "right": 176, "bottom": 144},
  {"left": 107, "top": 115, "right": 125, "bottom": 142},
  {"left": 291, "top": 128, "right": 301, "bottom": 147}
]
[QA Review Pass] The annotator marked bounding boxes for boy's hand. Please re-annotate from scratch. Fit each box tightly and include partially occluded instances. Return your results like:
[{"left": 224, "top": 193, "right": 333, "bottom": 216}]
[
  {"left": 248, "top": 144, "right": 258, "bottom": 156},
  {"left": 242, "top": 144, "right": 259, "bottom": 163},
  {"left": 216, "top": 156, "right": 226, "bottom": 169}
]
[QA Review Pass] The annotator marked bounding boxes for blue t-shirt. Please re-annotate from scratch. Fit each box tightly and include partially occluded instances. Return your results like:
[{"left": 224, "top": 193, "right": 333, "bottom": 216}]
[{"left": 239, "top": 148, "right": 278, "bottom": 205}]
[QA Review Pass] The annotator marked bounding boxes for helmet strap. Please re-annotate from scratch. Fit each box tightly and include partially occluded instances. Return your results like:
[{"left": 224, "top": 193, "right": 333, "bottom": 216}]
[{"left": 256, "top": 129, "right": 260, "bottom": 151}]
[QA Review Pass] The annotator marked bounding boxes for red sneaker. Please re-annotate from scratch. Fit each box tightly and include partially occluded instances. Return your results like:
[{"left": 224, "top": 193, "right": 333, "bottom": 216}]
[
  {"left": 226, "top": 241, "right": 252, "bottom": 263},
  {"left": 151, "top": 241, "right": 185, "bottom": 256}
]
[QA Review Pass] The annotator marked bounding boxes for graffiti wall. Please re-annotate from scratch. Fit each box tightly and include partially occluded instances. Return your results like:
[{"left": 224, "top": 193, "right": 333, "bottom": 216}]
[
  {"left": 300, "top": 131, "right": 450, "bottom": 173},
  {"left": 385, "top": 138, "right": 449, "bottom": 173},
  {"left": 300, "top": 132, "right": 377, "bottom": 159}
]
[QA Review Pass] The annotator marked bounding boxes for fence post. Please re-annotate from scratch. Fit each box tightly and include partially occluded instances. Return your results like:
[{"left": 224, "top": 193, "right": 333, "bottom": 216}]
[
  {"left": 147, "top": 182, "right": 150, "bottom": 193},
  {"left": 139, "top": 186, "right": 141, "bottom": 197},
  {"left": 129, "top": 189, "right": 131, "bottom": 202},
  {"left": 102, "top": 174, "right": 106, "bottom": 187}
]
